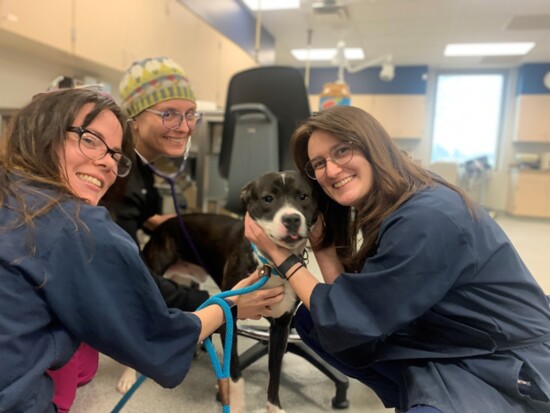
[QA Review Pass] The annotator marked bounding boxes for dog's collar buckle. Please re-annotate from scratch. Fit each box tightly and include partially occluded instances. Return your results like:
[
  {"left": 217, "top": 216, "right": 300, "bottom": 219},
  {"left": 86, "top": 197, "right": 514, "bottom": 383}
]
[
  {"left": 259, "top": 264, "right": 273, "bottom": 278},
  {"left": 250, "top": 243, "right": 286, "bottom": 278}
]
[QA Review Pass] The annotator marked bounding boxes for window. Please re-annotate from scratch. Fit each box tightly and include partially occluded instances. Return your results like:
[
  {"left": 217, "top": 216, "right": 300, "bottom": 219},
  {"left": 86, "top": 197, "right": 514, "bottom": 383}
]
[{"left": 431, "top": 72, "right": 506, "bottom": 168}]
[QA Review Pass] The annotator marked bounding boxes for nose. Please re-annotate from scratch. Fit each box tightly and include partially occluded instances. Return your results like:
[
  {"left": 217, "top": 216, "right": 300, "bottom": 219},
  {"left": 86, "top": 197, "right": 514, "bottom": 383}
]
[
  {"left": 282, "top": 213, "right": 301, "bottom": 233},
  {"left": 95, "top": 155, "right": 118, "bottom": 175},
  {"left": 324, "top": 158, "right": 343, "bottom": 177},
  {"left": 173, "top": 119, "right": 191, "bottom": 133}
]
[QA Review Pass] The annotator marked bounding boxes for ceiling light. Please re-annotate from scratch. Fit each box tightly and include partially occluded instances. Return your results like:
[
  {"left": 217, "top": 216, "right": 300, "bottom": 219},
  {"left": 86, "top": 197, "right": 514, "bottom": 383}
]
[
  {"left": 242, "top": 0, "right": 300, "bottom": 11},
  {"left": 444, "top": 42, "right": 535, "bottom": 56},
  {"left": 292, "top": 48, "right": 364, "bottom": 61}
]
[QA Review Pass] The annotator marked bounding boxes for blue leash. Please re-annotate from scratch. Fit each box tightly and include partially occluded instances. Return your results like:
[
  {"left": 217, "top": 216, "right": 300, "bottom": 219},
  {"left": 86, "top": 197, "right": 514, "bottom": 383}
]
[
  {"left": 112, "top": 145, "right": 273, "bottom": 411},
  {"left": 110, "top": 272, "right": 271, "bottom": 413}
]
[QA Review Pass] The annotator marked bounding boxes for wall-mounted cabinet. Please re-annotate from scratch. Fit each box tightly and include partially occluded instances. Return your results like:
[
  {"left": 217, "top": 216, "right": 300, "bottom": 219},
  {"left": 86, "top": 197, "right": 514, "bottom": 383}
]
[
  {"left": 1, "top": 0, "right": 73, "bottom": 54},
  {"left": 514, "top": 95, "right": 550, "bottom": 143},
  {"left": 370, "top": 94, "right": 425, "bottom": 139},
  {"left": 507, "top": 169, "right": 550, "bottom": 218},
  {"left": 308, "top": 94, "right": 425, "bottom": 140},
  {"left": 0, "top": 0, "right": 257, "bottom": 106}
]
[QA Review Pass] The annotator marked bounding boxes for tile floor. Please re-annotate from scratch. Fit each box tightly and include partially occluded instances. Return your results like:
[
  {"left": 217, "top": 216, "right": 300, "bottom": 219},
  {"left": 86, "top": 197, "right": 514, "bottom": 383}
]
[{"left": 70, "top": 213, "right": 550, "bottom": 413}]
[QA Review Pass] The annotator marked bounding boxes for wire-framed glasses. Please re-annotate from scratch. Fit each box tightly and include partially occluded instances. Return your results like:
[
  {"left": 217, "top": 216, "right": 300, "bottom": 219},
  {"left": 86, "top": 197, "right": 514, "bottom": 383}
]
[
  {"left": 145, "top": 109, "right": 203, "bottom": 130},
  {"left": 304, "top": 141, "right": 355, "bottom": 180},
  {"left": 66, "top": 126, "right": 132, "bottom": 177}
]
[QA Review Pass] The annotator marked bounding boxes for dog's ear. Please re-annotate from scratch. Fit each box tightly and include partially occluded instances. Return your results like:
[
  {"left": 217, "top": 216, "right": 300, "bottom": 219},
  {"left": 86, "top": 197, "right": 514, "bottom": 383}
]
[{"left": 240, "top": 180, "right": 254, "bottom": 210}]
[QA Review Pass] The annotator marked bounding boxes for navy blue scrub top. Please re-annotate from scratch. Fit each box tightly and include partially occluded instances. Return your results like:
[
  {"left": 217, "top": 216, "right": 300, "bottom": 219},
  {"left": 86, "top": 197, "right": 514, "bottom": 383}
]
[{"left": 0, "top": 194, "right": 201, "bottom": 413}]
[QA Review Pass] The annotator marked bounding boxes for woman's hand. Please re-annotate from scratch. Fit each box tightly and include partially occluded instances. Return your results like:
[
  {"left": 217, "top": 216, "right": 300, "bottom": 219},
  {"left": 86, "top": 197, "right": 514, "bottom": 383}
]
[
  {"left": 144, "top": 213, "right": 177, "bottom": 231},
  {"left": 230, "top": 270, "right": 285, "bottom": 319},
  {"left": 244, "top": 213, "right": 280, "bottom": 257}
]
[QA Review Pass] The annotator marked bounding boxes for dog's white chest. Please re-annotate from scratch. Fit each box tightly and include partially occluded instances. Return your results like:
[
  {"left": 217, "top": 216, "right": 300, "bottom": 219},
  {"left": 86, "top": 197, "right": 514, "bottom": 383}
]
[{"left": 260, "top": 273, "right": 297, "bottom": 318}]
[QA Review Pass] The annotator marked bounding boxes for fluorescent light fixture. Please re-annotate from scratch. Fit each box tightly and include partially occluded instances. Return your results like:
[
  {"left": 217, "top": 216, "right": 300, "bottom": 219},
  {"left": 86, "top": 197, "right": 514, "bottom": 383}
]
[
  {"left": 243, "top": 0, "right": 300, "bottom": 11},
  {"left": 292, "top": 48, "right": 365, "bottom": 61},
  {"left": 444, "top": 42, "right": 535, "bottom": 56}
]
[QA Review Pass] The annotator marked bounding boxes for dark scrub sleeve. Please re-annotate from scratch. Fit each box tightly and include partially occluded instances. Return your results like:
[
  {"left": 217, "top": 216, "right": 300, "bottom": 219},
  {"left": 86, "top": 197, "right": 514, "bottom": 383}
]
[
  {"left": 42, "top": 206, "right": 201, "bottom": 388},
  {"left": 308, "top": 189, "right": 474, "bottom": 365}
]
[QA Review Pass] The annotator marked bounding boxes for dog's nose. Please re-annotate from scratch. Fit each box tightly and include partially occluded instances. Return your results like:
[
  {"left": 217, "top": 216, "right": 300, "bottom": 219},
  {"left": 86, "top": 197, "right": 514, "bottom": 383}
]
[{"left": 282, "top": 213, "right": 301, "bottom": 233}]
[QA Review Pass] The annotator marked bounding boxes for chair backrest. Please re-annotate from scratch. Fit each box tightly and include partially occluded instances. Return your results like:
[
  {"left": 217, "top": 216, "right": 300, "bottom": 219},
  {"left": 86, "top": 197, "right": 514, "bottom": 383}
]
[
  {"left": 219, "top": 66, "right": 311, "bottom": 206},
  {"left": 223, "top": 103, "right": 279, "bottom": 213}
]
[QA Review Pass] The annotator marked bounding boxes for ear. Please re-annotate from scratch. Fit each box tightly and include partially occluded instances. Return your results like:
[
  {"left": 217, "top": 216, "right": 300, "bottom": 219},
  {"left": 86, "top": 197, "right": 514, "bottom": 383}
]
[
  {"left": 128, "top": 118, "right": 139, "bottom": 132},
  {"left": 239, "top": 180, "right": 254, "bottom": 209}
]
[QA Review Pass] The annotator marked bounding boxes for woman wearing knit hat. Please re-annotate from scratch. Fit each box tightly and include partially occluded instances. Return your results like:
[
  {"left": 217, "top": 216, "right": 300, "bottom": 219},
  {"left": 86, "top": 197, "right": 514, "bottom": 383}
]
[
  {"left": 101, "top": 57, "right": 284, "bottom": 395},
  {"left": 110, "top": 56, "right": 200, "bottom": 234}
]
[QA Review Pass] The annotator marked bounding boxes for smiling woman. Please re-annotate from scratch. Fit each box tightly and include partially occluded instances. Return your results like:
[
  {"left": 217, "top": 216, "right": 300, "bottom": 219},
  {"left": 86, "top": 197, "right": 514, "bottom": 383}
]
[
  {"left": 1, "top": 89, "right": 134, "bottom": 213},
  {"left": 245, "top": 106, "right": 550, "bottom": 413},
  {"left": 0, "top": 87, "right": 280, "bottom": 413},
  {"left": 60, "top": 105, "right": 127, "bottom": 206}
]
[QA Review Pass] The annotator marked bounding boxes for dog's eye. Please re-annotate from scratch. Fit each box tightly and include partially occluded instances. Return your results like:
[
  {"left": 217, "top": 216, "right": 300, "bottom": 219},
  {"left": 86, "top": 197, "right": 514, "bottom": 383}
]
[
  {"left": 263, "top": 195, "right": 273, "bottom": 203},
  {"left": 298, "top": 193, "right": 308, "bottom": 201}
]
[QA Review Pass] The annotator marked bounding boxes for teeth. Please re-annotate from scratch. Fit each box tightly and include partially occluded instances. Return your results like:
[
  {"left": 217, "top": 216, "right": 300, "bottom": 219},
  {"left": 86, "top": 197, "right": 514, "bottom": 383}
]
[
  {"left": 77, "top": 173, "right": 102, "bottom": 188},
  {"left": 334, "top": 176, "right": 354, "bottom": 188},
  {"left": 166, "top": 137, "right": 186, "bottom": 143}
]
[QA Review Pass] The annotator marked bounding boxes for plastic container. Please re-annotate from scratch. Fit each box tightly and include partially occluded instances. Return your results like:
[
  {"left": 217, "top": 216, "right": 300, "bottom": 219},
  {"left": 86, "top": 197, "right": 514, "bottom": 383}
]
[{"left": 319, "top": 81, "right": 351, "bottom": 111}]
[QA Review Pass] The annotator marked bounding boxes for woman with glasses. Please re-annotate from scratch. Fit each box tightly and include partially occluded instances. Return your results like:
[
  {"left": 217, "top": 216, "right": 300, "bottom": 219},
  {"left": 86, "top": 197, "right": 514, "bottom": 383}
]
[
  {"left": 105, "top": 56, "right": 202, "bottom": 242},
  {"left": 245, "top": 106, "right": 550, "bottom": 413},
  {"left": 102, "top": 57, "right": 284, "bottom": 395},
  {"left": 103, "top": 56, "right": 212, "bottom": 395},
  {"left": 0, "top": 87, "right": 282, "bottom": 413}
]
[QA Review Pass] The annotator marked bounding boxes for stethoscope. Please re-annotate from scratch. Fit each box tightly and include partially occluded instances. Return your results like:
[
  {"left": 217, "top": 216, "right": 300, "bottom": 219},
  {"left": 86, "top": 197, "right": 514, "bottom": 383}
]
[
  {"left": 139, "top": 136, "right": 210, "bottom": 272},
  {"left": 112, "top": 134, "right": 272, "bottom": 413}
]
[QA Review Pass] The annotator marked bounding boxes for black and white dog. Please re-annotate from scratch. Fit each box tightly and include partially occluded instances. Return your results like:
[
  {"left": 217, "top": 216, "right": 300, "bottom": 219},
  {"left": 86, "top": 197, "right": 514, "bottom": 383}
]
[{"left": 142, "top": 170, "right": 318, "bottom": 413}]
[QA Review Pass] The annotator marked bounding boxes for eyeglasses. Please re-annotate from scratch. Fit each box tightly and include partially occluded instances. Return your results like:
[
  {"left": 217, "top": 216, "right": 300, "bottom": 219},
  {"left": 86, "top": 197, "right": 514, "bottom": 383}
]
[
  {"left": 144, "top": 109, "right": 203, "bottom": 130},
  {"left": 304, "top": 142, "right": 355, "bottom": 180},
  {"left": 66, "top": 126, "right": 132, "bottom": 178}
]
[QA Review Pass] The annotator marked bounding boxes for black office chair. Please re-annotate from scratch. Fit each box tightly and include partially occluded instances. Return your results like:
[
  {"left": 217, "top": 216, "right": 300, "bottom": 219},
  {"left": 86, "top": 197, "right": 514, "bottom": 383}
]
[{"left": 219, "top": 66, "right": 349, "bottom": 408}]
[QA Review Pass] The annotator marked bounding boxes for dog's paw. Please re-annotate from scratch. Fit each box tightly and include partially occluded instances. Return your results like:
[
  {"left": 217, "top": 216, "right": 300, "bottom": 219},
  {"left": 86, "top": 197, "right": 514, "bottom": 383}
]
[
  {"left": 116, "top": 367, "right": 137, "bottom": 394},
  {"left": 266, "top": 402, "right": 286, "bottom": 413},
  {"left": 229, "top": 377, "right": 246, "bottom": 413}
]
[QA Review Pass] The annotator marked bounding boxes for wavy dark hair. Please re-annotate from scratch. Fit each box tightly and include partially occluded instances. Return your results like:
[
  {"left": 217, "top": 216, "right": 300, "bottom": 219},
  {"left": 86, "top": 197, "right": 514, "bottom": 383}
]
[
  {"left": 291, "top": 106, "right": 475, "bottom": 272},
  {"left": 0, "top": 88, "right": 134, "bottom": 232}
]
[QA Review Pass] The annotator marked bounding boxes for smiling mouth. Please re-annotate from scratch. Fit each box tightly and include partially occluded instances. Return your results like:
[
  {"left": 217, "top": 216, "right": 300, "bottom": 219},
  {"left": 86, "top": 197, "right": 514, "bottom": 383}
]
[
  {"left": 77, "top": 173, "right": 103, "bottom": 188},
  {"left": 164, "top": 136, "right": 187, "bottom": 144},
  {"left": 333, "top": 175, "right": 354, "bottom": 188}
]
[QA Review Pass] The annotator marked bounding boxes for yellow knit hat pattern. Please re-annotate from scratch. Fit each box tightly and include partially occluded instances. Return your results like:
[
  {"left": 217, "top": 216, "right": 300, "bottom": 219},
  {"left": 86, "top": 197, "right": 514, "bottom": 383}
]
[{"left": 119, "top": 56, "right": 196, "bottom": 118}]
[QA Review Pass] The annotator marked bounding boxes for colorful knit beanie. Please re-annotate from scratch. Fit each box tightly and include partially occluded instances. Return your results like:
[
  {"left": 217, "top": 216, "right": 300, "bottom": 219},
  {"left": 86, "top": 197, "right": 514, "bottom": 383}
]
[{"left": 119, "top": 56, "right": 196, "bottom": 118}]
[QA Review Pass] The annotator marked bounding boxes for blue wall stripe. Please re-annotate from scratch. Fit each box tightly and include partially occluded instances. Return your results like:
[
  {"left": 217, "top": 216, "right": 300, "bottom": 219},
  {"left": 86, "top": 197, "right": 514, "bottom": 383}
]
[
  {"left": 303, "top": 65, "right": 428, "bottom": 95},
  {"left": 517, "top": 63, "right": 550, "bottom": 95},
  {"left": 178, "top": 0, "right": 275, "bottom": 65}
]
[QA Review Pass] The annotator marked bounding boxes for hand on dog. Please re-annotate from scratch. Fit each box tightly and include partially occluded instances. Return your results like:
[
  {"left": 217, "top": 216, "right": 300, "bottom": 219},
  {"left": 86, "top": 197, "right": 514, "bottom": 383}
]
[
  {"left": 244, "top": 214, "right": 287, "bottom": 263},
  {"left": 231, "top": 270, "right": 285, "bottom": 320}
]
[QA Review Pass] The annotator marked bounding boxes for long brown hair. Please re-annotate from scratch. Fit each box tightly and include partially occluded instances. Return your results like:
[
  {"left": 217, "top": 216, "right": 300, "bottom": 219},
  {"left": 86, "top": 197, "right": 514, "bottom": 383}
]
[
  {"left": 291, "top": 106, "right": 475, "bottom": 272},
  {"left": 0, "top": 88, "right": 134, "bottom": 231}
]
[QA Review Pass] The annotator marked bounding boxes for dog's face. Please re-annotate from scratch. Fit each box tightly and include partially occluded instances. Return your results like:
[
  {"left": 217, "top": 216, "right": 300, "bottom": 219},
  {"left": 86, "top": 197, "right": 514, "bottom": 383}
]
[{"left": 240, "top": 170, "right": 318, "bottom": 251}]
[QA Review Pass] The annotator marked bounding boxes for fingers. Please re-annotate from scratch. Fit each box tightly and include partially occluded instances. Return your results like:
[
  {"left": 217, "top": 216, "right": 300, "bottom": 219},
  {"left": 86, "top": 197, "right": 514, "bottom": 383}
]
[
  {"left": 260, "top": 307, "right": 274, "bottom": 317},
  {"left": 231, "top": 270, "right": 261, "bottom": 290},
  {"left": 243, "top": 213, "right": 255, "bottom": 241},
  {"left": 252, "top": 285, "right": 284, "bottom": 300}
]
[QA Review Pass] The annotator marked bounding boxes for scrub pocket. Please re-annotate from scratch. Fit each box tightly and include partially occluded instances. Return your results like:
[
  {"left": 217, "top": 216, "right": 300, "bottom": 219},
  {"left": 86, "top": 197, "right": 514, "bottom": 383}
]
[{"left": 517, "top": 365, "right": 548, "bottom": 402}]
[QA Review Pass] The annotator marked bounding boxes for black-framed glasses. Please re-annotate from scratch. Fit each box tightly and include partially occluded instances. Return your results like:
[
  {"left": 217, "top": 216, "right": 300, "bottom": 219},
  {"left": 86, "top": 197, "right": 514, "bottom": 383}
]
[
  {"left": 145, "top": 109, "right": 203, "bottom": 130},
  {"left": 304, "top": 141, "right": 355, "bottom": 180},
  {"left": 66, "top": 126, "right": 132, "bottom": 178}
]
